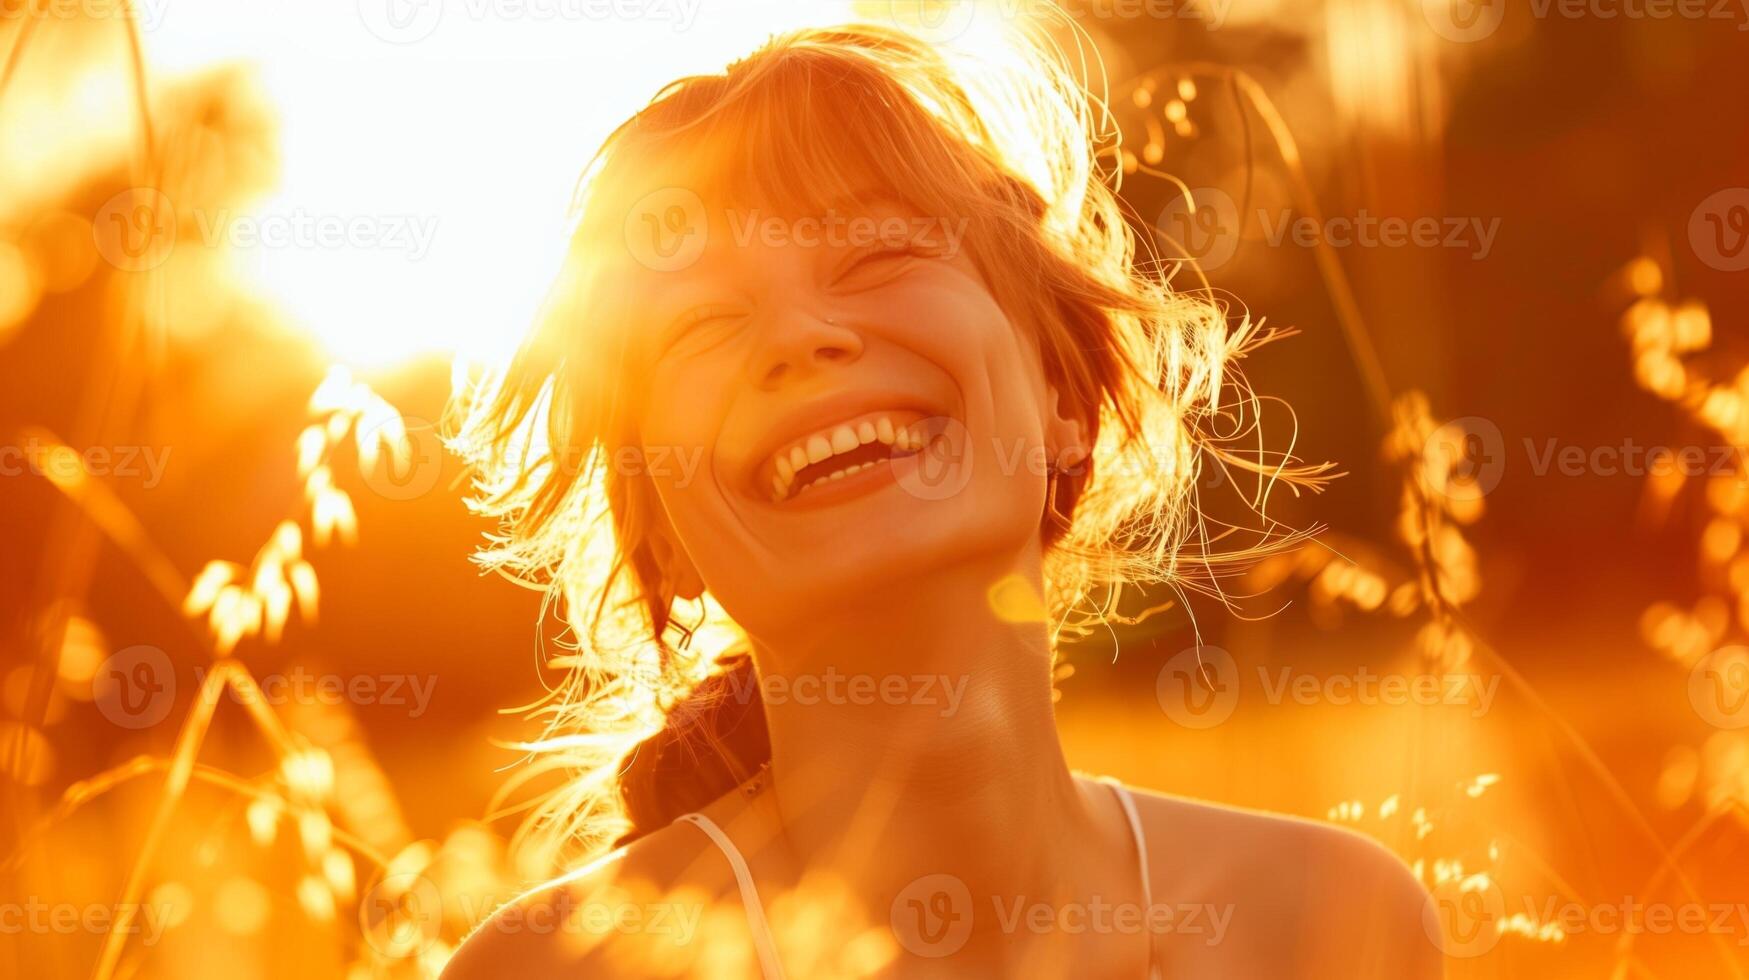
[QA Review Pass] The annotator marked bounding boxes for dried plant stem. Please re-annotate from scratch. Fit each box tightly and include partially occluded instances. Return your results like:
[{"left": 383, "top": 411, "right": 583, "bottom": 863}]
[
  {"left": 1121, "top": 63, "right": 1396, "bottom": 425},
  {"left": 1611, "top": 800, "right": 1749, "bottom": 980},
  {"left": 9, "top": 0, "right": 166, "bottom": 856},
  {"left": 14, "top": 427, "right": 190, "bottom": 610},
  {"left": 1459, "top": 617, "right": 1748, "bottom": 980},
  {"left": 0, "top": 0, "right": 43, "bottom": 103},
  {"left": 7, "top": 758, "right": 390, "bottom": 874},
  {"left": 89, "top": 659, "right": 355, "bottom": 980},
  {"left": 90, "top": 662, "right": 236, "bottom": 980}
]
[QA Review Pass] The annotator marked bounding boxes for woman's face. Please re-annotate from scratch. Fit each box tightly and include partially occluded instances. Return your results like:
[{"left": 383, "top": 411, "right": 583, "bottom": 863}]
[{"left": 625, "top": 196, "right": 1068, "bottom": 638}]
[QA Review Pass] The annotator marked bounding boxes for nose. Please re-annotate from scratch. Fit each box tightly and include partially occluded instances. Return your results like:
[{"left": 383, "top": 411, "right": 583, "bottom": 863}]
[{"left": 746, "top": 312, "right": 863, "bottom": 389}]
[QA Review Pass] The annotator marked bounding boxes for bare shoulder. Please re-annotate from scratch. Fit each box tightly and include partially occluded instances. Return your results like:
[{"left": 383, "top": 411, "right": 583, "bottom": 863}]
[
  {"left": 439, "top": 819, "right": 740, "bottom": 980},
  {"left": 1125, "top": 788, "right": 1442, "bottom": 980}
]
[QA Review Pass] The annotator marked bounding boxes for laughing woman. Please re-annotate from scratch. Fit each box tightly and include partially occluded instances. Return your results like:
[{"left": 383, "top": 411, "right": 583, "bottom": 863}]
[{"left": 441, "top": 17, "right": 1438, "bottom": 980}]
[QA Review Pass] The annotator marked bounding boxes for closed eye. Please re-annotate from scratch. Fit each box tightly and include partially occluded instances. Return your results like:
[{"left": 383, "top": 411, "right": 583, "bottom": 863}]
[
  {"left": 660, "top": 304, "right": 748, "bottom": 356},
  {"left": 833, "top": 244, "right": 941, "bottom": 290}
]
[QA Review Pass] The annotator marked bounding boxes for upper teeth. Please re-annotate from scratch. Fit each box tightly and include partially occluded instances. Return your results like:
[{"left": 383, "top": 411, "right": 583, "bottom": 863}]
[{"left": 769, "top": 413, "right": 929, "bottom": 502}]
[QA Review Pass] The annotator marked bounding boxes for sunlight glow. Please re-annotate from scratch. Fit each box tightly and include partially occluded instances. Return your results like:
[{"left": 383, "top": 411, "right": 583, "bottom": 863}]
[{"left": 133, "top": 0, "right": 865, "bottom": 367}]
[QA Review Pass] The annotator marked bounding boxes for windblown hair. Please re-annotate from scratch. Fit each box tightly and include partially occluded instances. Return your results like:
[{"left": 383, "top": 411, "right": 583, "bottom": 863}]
[{"left": 448, "top": 16, "right": 1325, "bottom": 876}]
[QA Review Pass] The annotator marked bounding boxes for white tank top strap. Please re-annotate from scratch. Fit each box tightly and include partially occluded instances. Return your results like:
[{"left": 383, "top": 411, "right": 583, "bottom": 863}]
[
  {"left": 679, "top": 779, "right": 1157, "bottom": 980},
  {"left": 1097, "top": 776, "right": 1163, "bottom": 979},
  {"left": 673, "top": 812, "right": 786, "bottom": 980}
]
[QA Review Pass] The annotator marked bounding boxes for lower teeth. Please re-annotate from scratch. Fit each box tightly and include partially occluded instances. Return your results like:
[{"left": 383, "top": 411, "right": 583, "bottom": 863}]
[
  {"left": 793, "top": 457, "right": 892, "bottom": 497},
  {"left": 780, "top": 427, "right": 947, "bottom": 501}
]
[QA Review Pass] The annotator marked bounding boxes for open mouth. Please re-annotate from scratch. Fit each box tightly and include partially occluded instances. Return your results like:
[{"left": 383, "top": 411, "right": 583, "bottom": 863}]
[{"left": 761, "top": 409, "right": 948, "bottom": 503}]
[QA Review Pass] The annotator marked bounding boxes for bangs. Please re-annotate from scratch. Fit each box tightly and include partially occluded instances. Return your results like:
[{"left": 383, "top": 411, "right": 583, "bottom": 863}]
[{"left": 577, "top": 40, "right": 1002, "bottom": 261}]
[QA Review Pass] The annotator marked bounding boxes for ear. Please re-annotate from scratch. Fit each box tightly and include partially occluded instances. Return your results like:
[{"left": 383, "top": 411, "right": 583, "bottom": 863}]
[
  {"left": 1045, "top": 385, "right": 1092, "bottom": 473},
  {"left": 644, "top": 514, "right": 705, "bottom": 602}
]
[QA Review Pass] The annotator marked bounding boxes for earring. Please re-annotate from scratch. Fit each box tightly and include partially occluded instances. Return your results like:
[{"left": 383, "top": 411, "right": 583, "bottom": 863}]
[
  {"left": 743, "top": 760, "right": 772, "bottom": 797},
  {"left": 1044, "top": 463, "right": 1074, "bottom": 528}
]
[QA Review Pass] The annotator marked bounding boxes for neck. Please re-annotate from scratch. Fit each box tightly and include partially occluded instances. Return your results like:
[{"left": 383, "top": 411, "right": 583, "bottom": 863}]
[{"left": 748, "top": 549, "right": 1098, "bottom": 893}]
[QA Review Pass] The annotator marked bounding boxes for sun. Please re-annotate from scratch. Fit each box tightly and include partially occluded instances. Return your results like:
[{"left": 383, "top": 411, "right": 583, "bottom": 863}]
[{"left": 134, "top": 0, "right": 878, "bottom": 368}]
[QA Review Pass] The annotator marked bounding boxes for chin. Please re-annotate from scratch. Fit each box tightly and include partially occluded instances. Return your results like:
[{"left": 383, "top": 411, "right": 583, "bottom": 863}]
[{"left": 723, "top": 498, "right": 1044, "bottom": 638}]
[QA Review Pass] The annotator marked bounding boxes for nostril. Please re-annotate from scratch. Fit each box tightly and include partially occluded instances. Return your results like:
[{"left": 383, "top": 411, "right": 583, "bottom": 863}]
[{"left": 815, "top": 346, "right": 849, "bottom": 363}]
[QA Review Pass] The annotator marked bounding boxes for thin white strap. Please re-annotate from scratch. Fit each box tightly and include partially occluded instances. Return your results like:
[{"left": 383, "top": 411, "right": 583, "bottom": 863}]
[
  {"left": 1103, "top": 781, "right": 1153, "bottom": 910},
  {"left": 675, "top": 813, "right": 786, "bottom": 980},
  {"left": 1102, "top": 779, "right": 1161, "bottom": 979}
]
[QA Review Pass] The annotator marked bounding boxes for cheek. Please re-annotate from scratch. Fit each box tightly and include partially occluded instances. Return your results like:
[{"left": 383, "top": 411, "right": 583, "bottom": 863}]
[
  {"left": 640, "top": 354, "right": 733, "bottom": 466},
  {"left": 637, "top": 366, "right": 734, "bottom": 527},
  {"left": 865, "top": 269, "right": 1027, "bottom": 394},
  {"left": 892, "top": 271, "right": 1051, "bottom": 451},
  {"left": 869, "top": 275, "right": 1055, "bottom": 549}
]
